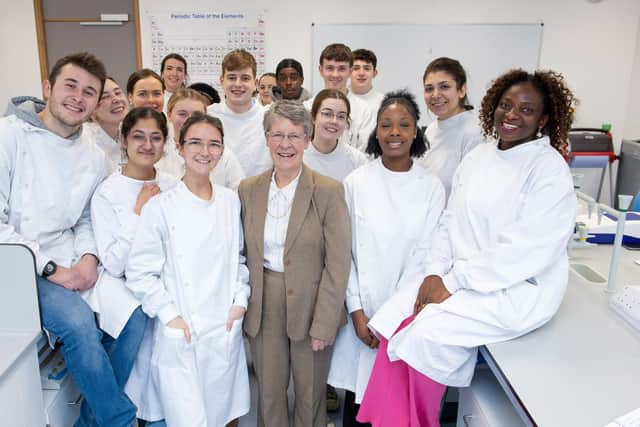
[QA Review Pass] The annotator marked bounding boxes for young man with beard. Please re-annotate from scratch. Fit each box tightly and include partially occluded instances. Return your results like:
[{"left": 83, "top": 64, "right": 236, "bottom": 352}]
[{"left": 0, "top": 52, "right": 144, "bottom": 427}]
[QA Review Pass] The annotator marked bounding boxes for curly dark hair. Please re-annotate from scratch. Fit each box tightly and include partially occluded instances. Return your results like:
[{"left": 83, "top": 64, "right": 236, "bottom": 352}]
[
  {"left": 366, "top": 89, "right": 427, "bottom": 158},
  {"left": 479, "top": 69, "right": 576, "bottom": 155}
]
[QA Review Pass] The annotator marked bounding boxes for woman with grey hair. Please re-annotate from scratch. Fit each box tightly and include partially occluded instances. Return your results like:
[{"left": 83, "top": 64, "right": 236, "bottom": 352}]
[{"left": 238, "top": 100, "right": 352, "bottom": 427}]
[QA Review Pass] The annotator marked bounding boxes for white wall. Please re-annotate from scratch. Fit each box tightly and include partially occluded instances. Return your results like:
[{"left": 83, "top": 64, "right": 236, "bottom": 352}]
[
  {"left": 0, "top": 1, "right": 42, "bottom": 112},
  {"left": 2, "top": 0, "right": 639, "bottom": 144}
]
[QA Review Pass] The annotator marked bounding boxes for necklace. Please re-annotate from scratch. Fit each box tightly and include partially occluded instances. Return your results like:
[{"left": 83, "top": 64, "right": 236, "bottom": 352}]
[{"left": 267, "top": 190, "right": 293, "bottom": 219}]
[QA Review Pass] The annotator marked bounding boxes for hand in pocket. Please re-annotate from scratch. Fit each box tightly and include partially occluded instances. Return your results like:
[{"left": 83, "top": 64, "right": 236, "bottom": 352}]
[
  {"left": 226, "top": 305, "right": 246, "bottom": 332},
  {"left": 166, "top": 316, "right": 192, "bottom": 343}
]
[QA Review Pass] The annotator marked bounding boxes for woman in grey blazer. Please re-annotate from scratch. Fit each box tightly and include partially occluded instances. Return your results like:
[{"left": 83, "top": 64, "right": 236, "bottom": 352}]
[{"left": 238, "top": 100, "right": 351, "bottom": 427}]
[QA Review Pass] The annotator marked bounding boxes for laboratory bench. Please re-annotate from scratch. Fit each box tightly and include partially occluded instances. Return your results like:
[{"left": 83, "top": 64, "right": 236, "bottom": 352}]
[{"left": 461, "top": 244, "right": 640, "bottom": 426}]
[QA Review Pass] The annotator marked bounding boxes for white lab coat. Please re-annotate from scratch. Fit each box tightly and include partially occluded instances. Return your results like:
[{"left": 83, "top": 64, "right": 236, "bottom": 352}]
[
  {"left": 416, "top": 109, "right": 483, "bottom": 200},
  {"left": 304, "top": 92, "right": 376, "bottom": 152},
  {"left": 370, "top": 137, "right": 577, "bottom": 387},
  {"left": 327, "top": 158, "right": 445, "bottom": 402},
  {"left": 126, "top": 181, "right": 251, "bottom": 426},
  {"left": 303, "top": 141, "right": 368, "bottom": 182},
  {"left": 0, "top": 113, "right": 106, "bottom": 274},
  {"left": 87, "top": 169, "right": 177, "bottom": 338},
  {"left": 156, "top": 136, "right": 246, "bottom": 190},
  {"left": 207, "top": 101, "right": 272, "bottom": 177},
  {"left": 351, "top": 88, "right": 385, "bottom": 115},
  {"left": 83, "top": 121, "right": 122, "bottom": 172},
  {"left": 88, "top": 169, "right": 176, "bottom": 421},
  {"left": 163, "top": 91, "right": 172, "bottom": 116}
]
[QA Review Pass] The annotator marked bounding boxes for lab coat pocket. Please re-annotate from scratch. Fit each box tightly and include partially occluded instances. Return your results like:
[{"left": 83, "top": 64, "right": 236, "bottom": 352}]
[
  {"left": 227, "top": 318, "right": 243, "bottom": 360},
  {"left": 152, "top": 324, "right": 203, "bottom": 426},
  {"left": 160, "top": 324, "right": 187, "bottom": 339}
]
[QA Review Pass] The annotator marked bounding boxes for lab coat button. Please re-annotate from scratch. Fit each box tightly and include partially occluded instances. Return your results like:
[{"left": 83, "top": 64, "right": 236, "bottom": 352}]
[
  {"left": 184, "top": 282, "right": 190, "bottom": 287},
  {"left": 287, "top": 289, "right": 294, "bottom": 296}
]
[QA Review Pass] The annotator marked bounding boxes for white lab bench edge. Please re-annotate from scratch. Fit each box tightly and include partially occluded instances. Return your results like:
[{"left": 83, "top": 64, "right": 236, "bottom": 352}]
[
  {"left": 0, "top": 244, "right": 47, "bottom": 426},
  {"left": 479, "top": 244, "right": 640, "bottom": 427}
]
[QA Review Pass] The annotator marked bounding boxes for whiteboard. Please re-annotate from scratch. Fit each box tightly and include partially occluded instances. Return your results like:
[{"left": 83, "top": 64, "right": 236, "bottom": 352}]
[
  {"left": 138, "top": 1, "right": 267, "bottom": 92},
  {"left": 312, "top": 23, "right": 543, "bottom": 126}
]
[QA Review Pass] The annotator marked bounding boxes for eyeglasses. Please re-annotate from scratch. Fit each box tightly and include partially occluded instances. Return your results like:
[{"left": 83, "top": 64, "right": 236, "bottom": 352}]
[
  {"left": 182, "top": 138, "right": 224, "bottom": 153},
  {"left": 267, "top": 131, "right": 306, "bottom": 144},
  {"left": 319, "top": 110, "right": 348, "bottom": 122}
]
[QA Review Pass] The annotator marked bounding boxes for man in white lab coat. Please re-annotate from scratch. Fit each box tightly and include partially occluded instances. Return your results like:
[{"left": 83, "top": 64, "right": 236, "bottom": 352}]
[
  {"left": 207, "top": 49, "right": 272, "bottom": 178},
  {"left": 350, "top": 49, "right": 385, "bottom": 113},
  {"left": 0, "top": 53, "right": 143, "bottom": 427}
]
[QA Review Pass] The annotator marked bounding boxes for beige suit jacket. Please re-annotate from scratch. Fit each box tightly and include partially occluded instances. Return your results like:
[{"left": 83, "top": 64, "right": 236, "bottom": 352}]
[{"left": 238, "top": 164, "right": 351, "bottom": 342}]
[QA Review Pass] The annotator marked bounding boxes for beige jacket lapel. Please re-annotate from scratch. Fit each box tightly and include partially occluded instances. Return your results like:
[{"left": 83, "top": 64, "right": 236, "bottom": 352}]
[
  {"left": 284, "top": 165, "right": 314, "bottom": 257},
  {"left": 249, "top": 170, "right": 271, "bottom": 257}
]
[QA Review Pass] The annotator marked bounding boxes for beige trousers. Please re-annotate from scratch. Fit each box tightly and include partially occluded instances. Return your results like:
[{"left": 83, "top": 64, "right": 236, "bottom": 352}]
[{"left": 249, "top": 269, "right": 333, "bottom": 427}]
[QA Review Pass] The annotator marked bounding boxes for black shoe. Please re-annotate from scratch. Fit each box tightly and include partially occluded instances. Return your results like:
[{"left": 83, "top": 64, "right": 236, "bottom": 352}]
[{"left": 327, "top": 384, "right": 339, "bottom": 412}]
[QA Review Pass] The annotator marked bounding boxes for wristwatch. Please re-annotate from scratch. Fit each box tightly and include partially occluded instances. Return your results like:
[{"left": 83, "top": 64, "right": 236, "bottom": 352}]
[{"left": 42, "top": 260, "right": 57, "bottom": 278}]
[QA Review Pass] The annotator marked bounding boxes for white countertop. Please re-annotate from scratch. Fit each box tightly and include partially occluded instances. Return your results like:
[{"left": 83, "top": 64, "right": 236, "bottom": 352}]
[{"left": 483, "top": 245, "right": 640, "bottom": 427}]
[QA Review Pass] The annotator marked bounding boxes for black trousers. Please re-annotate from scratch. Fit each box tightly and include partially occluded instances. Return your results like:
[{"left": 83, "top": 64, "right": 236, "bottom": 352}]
[{"left": 343, "top": 390, "right": 372, "bottom": 427}]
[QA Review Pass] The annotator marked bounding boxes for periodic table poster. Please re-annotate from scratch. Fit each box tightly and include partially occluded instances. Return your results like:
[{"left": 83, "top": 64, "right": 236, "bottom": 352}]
[{"left": 138, "top": 3, "right": 267, "bottom": 92}]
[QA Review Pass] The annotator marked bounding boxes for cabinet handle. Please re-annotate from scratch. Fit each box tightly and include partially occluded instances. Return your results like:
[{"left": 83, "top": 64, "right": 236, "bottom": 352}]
[
  {"left": 462, "top": 414, "right": 473, "bottom": 427},
  {"left": 67, "top": 395, "right": 82, "bottom": 406}
]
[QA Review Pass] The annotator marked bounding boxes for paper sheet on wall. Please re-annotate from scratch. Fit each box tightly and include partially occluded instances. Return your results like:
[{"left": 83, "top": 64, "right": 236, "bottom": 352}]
[{"left": 139, "top": 5, "right": 266, "bottom": 92}]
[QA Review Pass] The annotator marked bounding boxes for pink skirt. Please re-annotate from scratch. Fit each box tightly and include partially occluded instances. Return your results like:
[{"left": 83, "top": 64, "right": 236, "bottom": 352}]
[{"left": 356, "top": 316, "right": 446, "bottom": 427}]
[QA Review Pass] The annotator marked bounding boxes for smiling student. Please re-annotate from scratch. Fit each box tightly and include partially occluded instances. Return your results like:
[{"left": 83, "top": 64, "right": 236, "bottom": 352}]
[
  {"left": 127, "top": 69, "right": 165, "bottom": 114},
  {"left": 328, "top": 91, "right": 445, "bottom": 427},
  {"left": 84, "top": 76, "right": 129, "bottom": 168},
  {"left": 207, "top": 49, "right": 272, "bottom": 177},
  {"left": 156, "top": 88, "right": 245, "bottom": 190},
  {"left": 350, "top": 49, "right": 384, "bottom": 113},
  {"left": 90, "top": 107, "right": 177, "bottom": 426},
  {"left": 305, "top": 43, "right": 376, "bottom": 153},
  {"left": 304, "top": 89, "right": 368, "bottom": 182},
  {"left": 126, "top": 112, "right": 251, "bottom": 426},
  {"left": 416, "top": 57, "right": 483, "bottom": 199},
  {"left": 258, "top": 72, "right": 277, "bottom": 106},
  {"left": 160, "top": 53, "right": 188, "bottom": 113},
  {"left": 0, "top": 52, "right": 139, "bottom": 427}
]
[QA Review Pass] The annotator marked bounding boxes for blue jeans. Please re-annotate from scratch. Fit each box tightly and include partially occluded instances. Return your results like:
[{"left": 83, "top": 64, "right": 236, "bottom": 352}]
[{"left": 37, "top": 277, "right": 146, "bottom": 427}]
